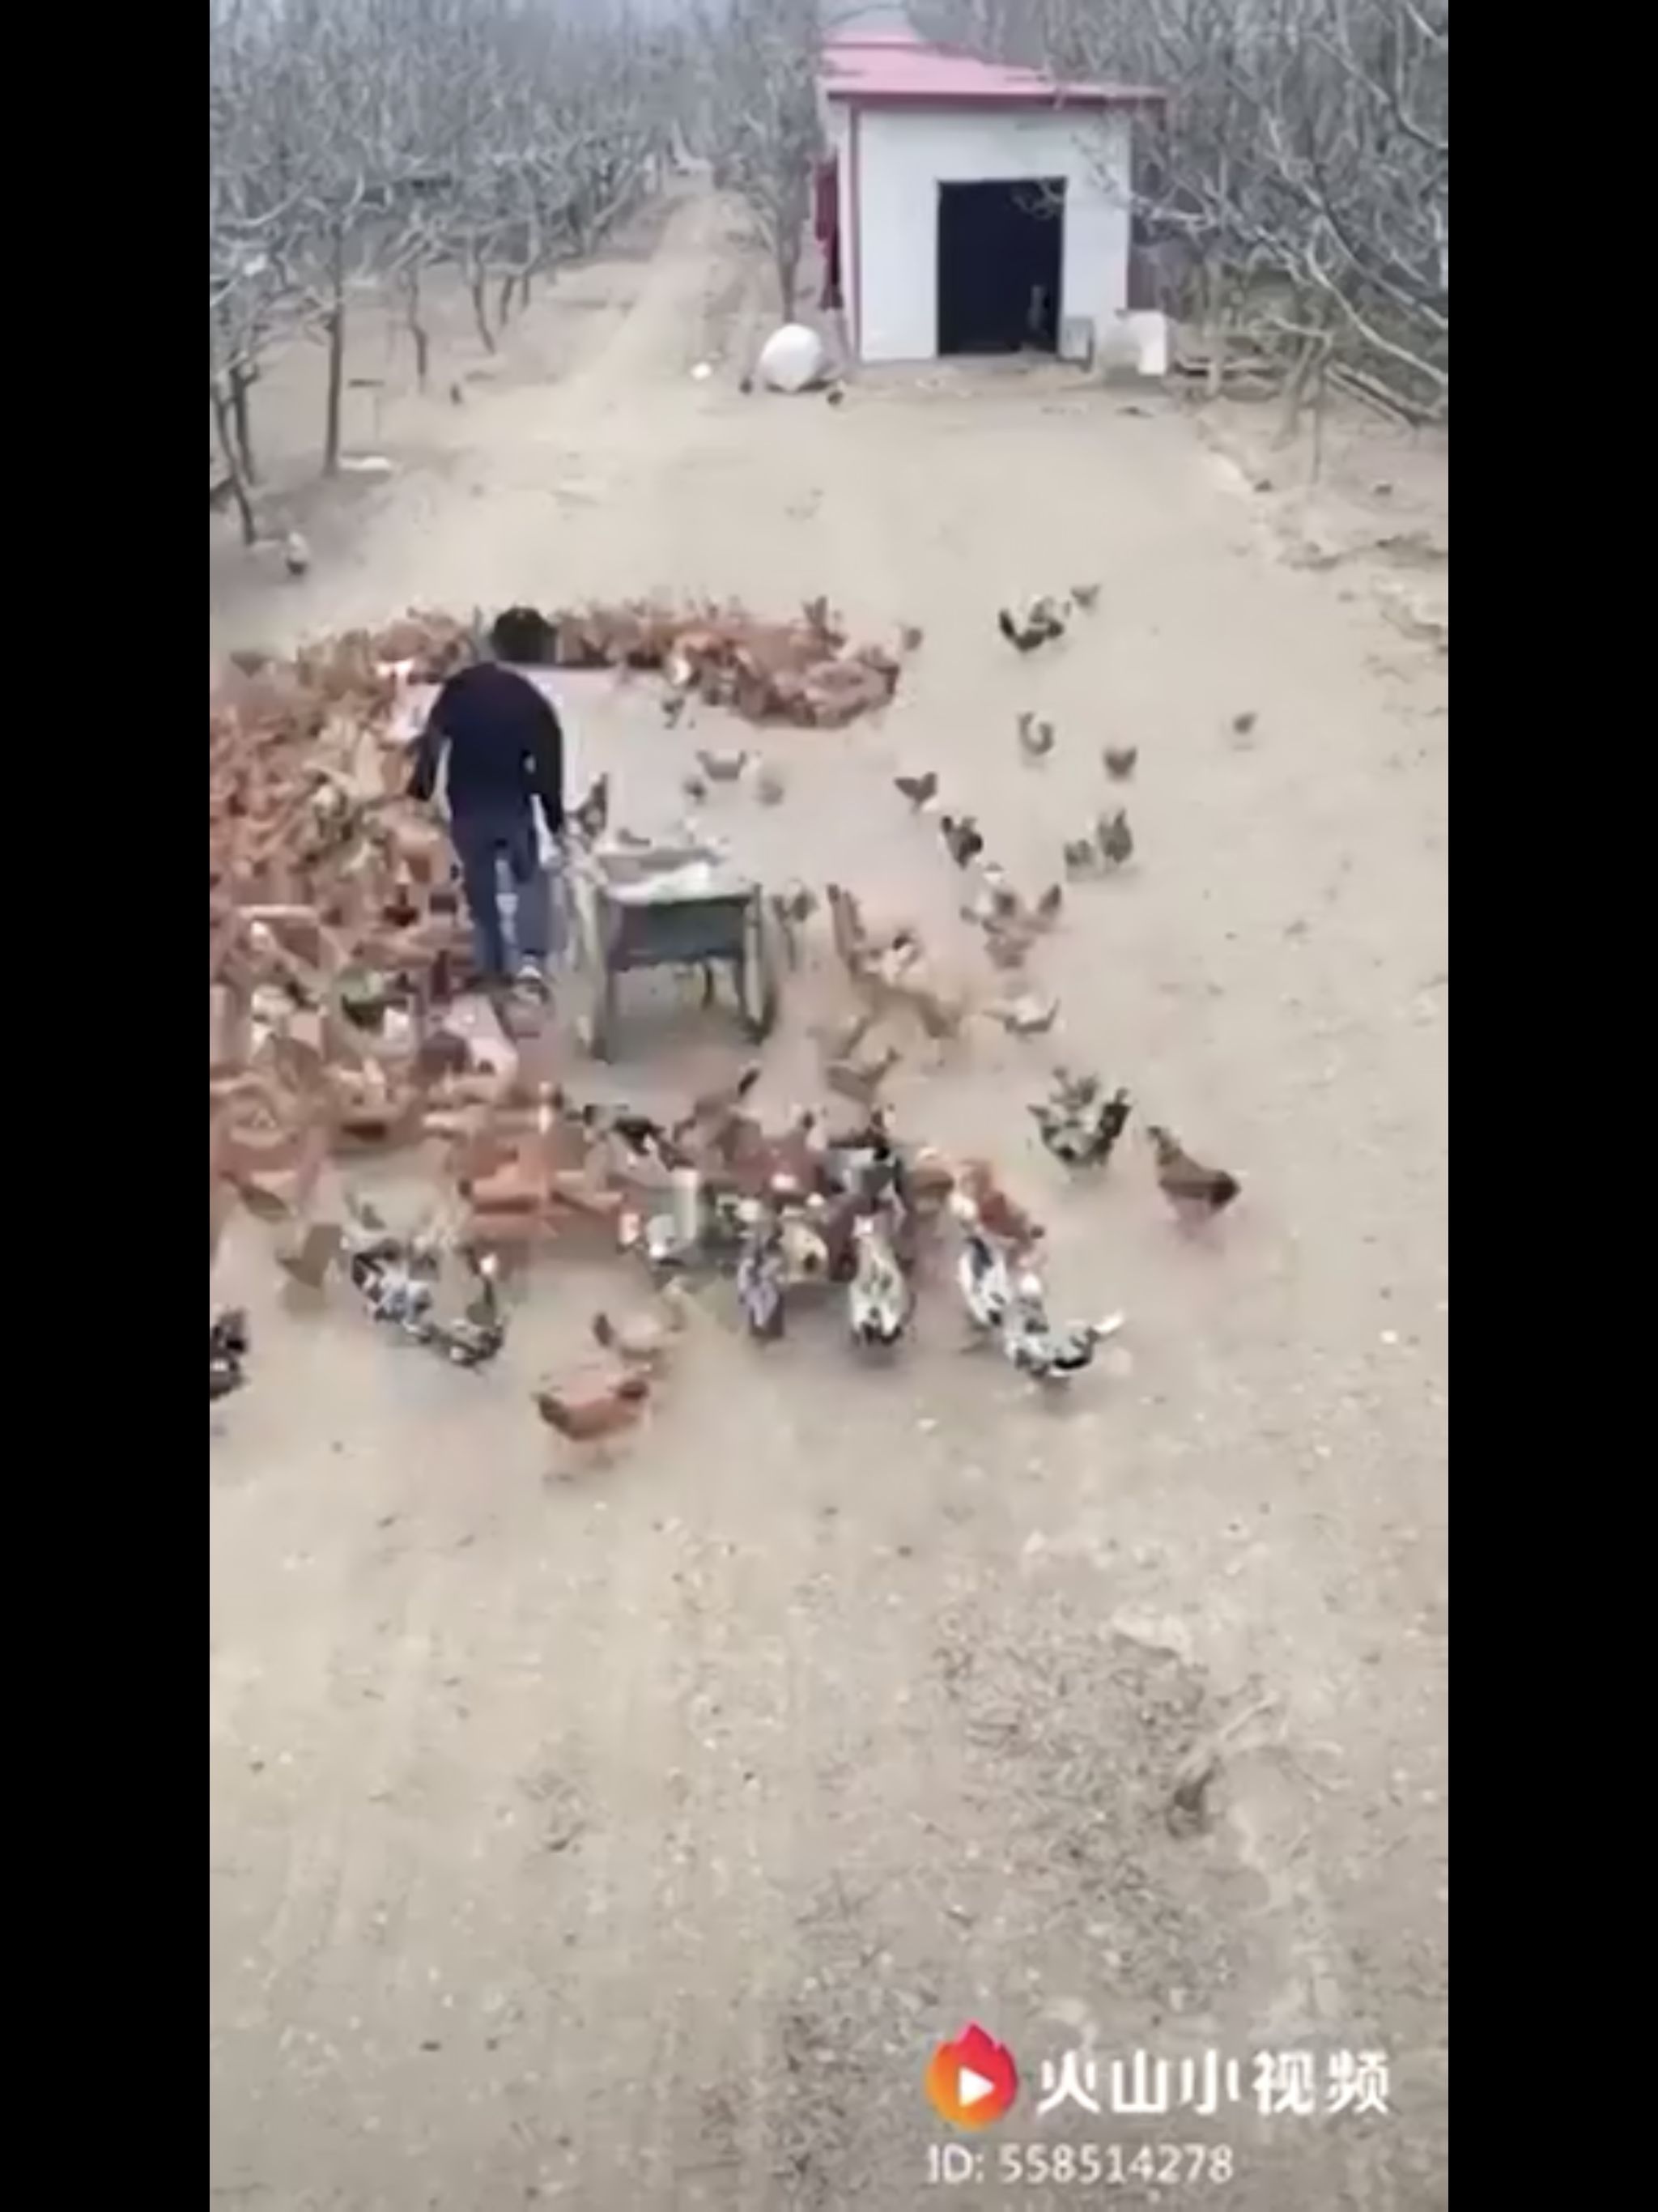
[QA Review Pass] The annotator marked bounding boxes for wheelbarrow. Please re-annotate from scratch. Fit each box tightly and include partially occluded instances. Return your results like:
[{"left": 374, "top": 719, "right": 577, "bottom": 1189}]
[{"left": 564, "top": 842, "right": 780, "bottom": 1061}]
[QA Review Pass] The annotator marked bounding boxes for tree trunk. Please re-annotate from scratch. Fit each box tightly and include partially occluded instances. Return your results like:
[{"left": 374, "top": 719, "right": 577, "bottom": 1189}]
[
  {"left": 774, "top": 236, "right": 801, "bottom": 322},
  {"left": 211, "top": 381, "right": 260, "bottom": 547},
  {"left": 229, "top": 365, "right": 257, "bottom": 481},
  {"left": 1205, "top": 152, "right": 1234, "bottom": 402},
  {"left": 401, "top": 266, "right": 432, "bottom": 391},
  {"left": 322, "top": 226, "right": 347, "bottom": 475},
  {"left": 467, "top": 253, "right": 497, "bottom": 353}
]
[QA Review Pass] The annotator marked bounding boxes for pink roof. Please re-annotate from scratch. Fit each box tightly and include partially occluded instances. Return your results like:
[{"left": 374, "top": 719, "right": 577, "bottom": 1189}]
[{"left": 823, "top": 34, "right": 1159, "bottom": 112}]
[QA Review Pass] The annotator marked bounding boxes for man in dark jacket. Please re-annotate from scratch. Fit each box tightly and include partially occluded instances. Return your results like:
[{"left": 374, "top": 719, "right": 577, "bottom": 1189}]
[{"left": 409, "top": 606, "right": 567, "bottom": 999}]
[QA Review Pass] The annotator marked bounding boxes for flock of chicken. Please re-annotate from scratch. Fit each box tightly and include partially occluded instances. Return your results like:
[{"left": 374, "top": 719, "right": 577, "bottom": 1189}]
[{"left": 209, "top": 583, "right": 1243, "bottom": 1464}]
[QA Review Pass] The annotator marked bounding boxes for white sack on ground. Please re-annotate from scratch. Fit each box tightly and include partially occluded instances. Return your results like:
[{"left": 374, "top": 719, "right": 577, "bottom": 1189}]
[{"left": 756, "top": 323, "right": 827, "bottom": 395}]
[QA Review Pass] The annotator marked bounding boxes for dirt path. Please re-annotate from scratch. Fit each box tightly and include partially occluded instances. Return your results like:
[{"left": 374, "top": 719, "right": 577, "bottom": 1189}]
[{"left": 210, "top": 191, "right": 1448, "bottom": 2211}]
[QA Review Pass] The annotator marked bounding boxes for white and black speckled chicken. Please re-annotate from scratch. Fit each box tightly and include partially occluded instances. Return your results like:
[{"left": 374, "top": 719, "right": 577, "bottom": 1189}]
[
  {"left": 341, "top": 1197, "right": 441, "bottom": 1342},
  {"left": 210, "top": 1308, "right": 250, "bottom": 1402},
  {"left": 736, "top": 1206, "right": 789, "bottom": 1340},
  {"left": 950, "top": 1200, "right": 1017, "bottom": 1334},
  {"left": 423, "top": 1252, "right": 508, "bottom": 1369},
  {"left": 1001, "top": 1274, "right": 1125, "bottom": 1385},
  {"left": 846, "top": 1214, "right": 912, "bottom": 1351},
  {"left": 1031, "top": 1084, "right": 1133, "bottom": 1168}
]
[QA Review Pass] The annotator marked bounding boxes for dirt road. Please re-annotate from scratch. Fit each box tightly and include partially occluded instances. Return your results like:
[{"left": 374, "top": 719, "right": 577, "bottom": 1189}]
[{"left": 210, "top": 192, "right": 1449, "bottom": 2210}]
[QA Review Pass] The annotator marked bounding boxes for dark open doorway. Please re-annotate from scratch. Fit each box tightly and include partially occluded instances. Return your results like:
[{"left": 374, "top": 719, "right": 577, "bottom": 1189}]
[{"left": 936, "top": 178, "right": 1065, "bottom": 357}]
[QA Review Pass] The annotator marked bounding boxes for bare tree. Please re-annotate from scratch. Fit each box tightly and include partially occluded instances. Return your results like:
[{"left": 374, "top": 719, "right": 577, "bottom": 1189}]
[
  {"left": 693, "top": 0, "right": 826, "bottom": 319},
  {"left": 916, "top": 0, "right": 1450, "bottom": 423}
]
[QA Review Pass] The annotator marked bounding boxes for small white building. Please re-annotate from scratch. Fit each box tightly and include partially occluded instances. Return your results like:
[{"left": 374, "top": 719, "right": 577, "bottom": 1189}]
[{"left": 817, "top": 32, "right": 1163, "bottom": 368}]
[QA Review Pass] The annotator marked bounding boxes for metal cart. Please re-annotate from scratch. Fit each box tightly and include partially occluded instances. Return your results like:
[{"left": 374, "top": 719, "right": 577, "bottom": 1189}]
[{"left": 563, "top": 842, "right": 779, "bottom": 1061}]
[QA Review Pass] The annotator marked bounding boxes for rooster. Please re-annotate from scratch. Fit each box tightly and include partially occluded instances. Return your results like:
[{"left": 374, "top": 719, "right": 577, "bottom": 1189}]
[{"left": 997, "top": 603, "right": 1065, "bottom": 654}]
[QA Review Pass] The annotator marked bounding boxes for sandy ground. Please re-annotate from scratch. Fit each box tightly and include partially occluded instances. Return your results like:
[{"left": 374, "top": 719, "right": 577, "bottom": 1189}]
[{"left": 210, "top": 190, "right": 1449, "bottom": 2210}]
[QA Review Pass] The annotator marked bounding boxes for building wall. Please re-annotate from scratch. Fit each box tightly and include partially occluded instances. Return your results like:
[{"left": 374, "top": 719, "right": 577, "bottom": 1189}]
[{"left": 843, "top": 104, "right": 1133, "bottom": 365}]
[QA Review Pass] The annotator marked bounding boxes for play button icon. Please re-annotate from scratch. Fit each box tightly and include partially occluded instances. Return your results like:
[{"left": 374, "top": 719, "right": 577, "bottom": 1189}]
[{"left": 925, "top": 2023, "right": 1019, "bottom": 2129}]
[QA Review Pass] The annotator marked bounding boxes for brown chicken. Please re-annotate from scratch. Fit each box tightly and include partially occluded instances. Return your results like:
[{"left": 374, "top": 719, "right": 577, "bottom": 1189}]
[
  {"left": 534, "top": 1370, "right": 653, "bottom": 1457},
  {"left": 983, "top": 993, "right": 1059, "bottom": 1037},
  {"left": 826, "top": 882, "right": 870, "bottom": 975},
  {"left": 905, "top": 1149, "right": 958, "bottom": 1211},
  {"left": 905, "top": 980, "right": 969, "bottom": 1043},
  {"left": 940, "top": 814, "right": 986, "bottom": 868},
  {"left": 1146, "top": 1125, "right": 1242, "bottom": 1221},
  {"left": 956, "top": 1159, "right": 1043, "bottom": 1252},
  {"left": 826, "top": 1042, "right": 902, "bottom": 1107},
  {"left": 982, "top": 921, "right": 1036, "bottom": 972},
  {"left": 1017, "top": 713, "right": 1056, "bottom": 761},
  {"left": 997, "top": 606, "right": 1065, "bottom": 654},
  {"left": 894, "top": 771, "right": 938, "bottom": 810},
  {"left": 276, "top": 1219, "right": 343, "bottom": 1295},
  {"left": 571, "top": 772, "right": 610, "bottom": 844},
  {"left": 411, "top": 1028, "right": 474, "bottom": 1086},
  {"left": 811, "top": 1004, "right": 878, "bottom": 1066},
  {"left": 1103, "top": 747, "right": 1139, "bottom": 781},
  {"left": 696, "top": 747, "right": 751, "bottom": 783},
  {"left": 767, "top": 888, "right": 814, "bottom": 970},
  {"left": 1099, "top": 809, "right": 1135, "bottom": 867},
  {"left": 678, "top": 1061, "right": 763, "bottom": 1136},
  {"left": 591, "top": 1285, "right": 690, "bottom": 1375},
  {"left": 773, "top": 884, "right": 818, "bottom": 928}
]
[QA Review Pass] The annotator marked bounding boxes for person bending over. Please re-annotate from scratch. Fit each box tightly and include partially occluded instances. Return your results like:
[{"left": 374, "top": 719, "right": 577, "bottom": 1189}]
[{"left": 409, "top": 606, "right": 567, "bottom": 1001}]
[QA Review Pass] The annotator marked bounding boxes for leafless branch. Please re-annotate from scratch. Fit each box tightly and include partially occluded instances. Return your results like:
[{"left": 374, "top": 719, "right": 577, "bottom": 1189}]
[{"left": 690, "top": 0, "right": 828, "bottom": 319}]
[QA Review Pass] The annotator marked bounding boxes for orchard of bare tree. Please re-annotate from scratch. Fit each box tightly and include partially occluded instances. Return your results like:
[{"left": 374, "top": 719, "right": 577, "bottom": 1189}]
[{"left": 210, "top": 0, "right": 684, "bottom": 536}]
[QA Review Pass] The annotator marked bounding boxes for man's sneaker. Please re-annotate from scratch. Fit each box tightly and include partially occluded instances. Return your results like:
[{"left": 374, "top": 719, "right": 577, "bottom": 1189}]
[{"left": 512, "top": 961, "right": 551, "bottom": 1004}]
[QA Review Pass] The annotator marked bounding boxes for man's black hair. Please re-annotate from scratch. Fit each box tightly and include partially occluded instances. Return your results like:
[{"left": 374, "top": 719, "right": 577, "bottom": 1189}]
[{"left": 488, "top": 606, "right": 556, "bottom": 665}]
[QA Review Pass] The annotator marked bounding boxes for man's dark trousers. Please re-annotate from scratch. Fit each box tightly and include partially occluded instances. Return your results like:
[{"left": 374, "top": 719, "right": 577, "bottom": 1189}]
[{"left": 450, "top": 803, "right": 555, "bottom": 984}]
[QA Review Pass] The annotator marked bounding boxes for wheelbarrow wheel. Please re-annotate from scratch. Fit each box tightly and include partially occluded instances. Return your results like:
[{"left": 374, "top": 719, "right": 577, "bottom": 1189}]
[
  {"left": 738, "top": 904, "right": 780, "bottom": 1043},
  {"left": 561, "top": 869, "right": 613, "bottom": 1059},
  {"left": 583, "top": 971, "right": 618, "bottom": 1061}
]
